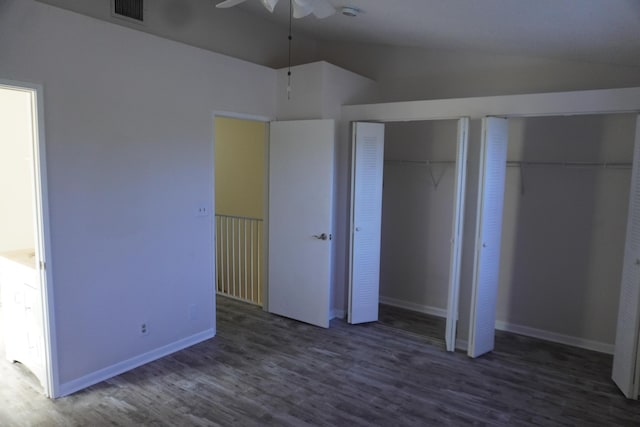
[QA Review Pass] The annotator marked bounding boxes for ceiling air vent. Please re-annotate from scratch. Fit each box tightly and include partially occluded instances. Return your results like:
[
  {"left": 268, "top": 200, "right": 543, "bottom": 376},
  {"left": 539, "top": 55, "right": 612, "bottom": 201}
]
[{"left": 112, "top": 0, "right": 144, "bottom": 23}]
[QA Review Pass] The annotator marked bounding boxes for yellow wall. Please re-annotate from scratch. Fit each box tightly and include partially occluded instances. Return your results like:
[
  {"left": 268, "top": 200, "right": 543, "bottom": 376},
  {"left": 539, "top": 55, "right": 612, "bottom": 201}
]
[
  {"left": 214, "top": 117, "right": 265, "bottom": 219},
  {"left": 0, "top": 88, "right": 36, "bottom": 252}
]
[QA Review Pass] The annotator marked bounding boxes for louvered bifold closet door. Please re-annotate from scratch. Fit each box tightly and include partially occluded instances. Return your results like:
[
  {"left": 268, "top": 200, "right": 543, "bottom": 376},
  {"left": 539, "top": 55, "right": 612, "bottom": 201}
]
[
  {"left": 468, "top": 117, "right": 509, "bottom": 358},
  {"left": 445, "top": 117, "right": 470, "bottom": 352},
  {"left": 612, "top": 114, "right": 640, "bottom": 399},
  {"left": 349, "top": 122, "right": 385, "bottom": 324}
]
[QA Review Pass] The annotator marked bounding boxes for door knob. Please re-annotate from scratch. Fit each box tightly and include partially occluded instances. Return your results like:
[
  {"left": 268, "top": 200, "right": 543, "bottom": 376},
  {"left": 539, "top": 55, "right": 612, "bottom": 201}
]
[{"left": 313, "top": 233, "right": 328, "bottom": 241}]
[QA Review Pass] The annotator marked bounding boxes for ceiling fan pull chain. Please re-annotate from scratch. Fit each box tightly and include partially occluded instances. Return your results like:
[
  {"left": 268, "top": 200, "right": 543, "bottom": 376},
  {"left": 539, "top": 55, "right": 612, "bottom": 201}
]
[{"left": 287, "top": 0, "right": 293, "bottom": 100}]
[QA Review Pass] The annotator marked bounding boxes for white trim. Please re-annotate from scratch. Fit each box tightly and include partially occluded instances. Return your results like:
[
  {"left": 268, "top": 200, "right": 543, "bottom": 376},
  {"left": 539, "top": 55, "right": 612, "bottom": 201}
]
[
  {"left": 379, "top": 296, "right": 613, "bottom": 354},
  {"left": 262, "top": 121, "right": 270, "bottom": 312},
  {"left": 494, "top": 321, "right": 614, "bottom": 355},
  {"left": 213, "top": 111, "right": 271, "bottom": 123},
  {"left": 0, "top": 79, "right": 58, "bottom": 398},
  {"left": 58, "top": 329, "right": 215, "bottom": 397},
  {"left": 342, "top": 87, "right": 640, "bottom": 122},
  {"left": 210, "top": 114, "right": 217, "bottom": 328},
  {"left": 379, "top": 296, "right": 448, "bottom": 318},
  {"left": 347, "top": 123, "right": 356, "bottom": 323}
]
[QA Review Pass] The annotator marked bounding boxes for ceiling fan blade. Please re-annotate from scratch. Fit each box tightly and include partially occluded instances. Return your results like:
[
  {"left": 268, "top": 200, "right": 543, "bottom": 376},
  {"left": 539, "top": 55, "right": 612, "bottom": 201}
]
[
  {"left": 216, "top": 0, "right": 248, "bottom": 8},
  {"left": 292, "top": 0, "right": 313, "bottom": 18},
  {"left": 260, "top": 0, "right": 279, "bottom": 13},
  {"left": 311, "top": 0, "right": 336, "bottom": 18}
]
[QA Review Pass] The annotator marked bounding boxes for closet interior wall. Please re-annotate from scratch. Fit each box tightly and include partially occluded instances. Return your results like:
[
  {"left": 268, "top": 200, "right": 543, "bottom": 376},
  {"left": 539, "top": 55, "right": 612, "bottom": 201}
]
[
  {"left": 380, "top": 120, "right": 458, "bottom": 316},
  {"left": 497, "top": 114, "right": 636, "bottom": 351},
  {"left": 380, "top": 115, "right": 636, "bottom": 352}
]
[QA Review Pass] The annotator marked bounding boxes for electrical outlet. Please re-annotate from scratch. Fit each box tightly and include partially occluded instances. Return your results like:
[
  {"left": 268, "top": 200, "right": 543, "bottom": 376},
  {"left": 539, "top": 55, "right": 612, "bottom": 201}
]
[
  {"left": 140, "top": 322, "right": 149, "bottom": 336},
  {"left": 196, "top": 206, "right": 209, "bottom": 216}
]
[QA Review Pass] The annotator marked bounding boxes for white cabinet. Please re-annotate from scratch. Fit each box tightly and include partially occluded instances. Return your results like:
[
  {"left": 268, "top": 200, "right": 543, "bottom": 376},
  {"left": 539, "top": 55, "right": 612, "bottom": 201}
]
[{"left": 0, "top": 250, "right": 46, "bottom": 388}]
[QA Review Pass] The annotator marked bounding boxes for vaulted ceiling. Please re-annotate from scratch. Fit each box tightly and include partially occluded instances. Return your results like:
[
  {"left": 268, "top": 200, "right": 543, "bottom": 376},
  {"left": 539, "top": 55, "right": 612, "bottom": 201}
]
[{"left": 234, "top": 0, "right": 640, "bottom": 67}]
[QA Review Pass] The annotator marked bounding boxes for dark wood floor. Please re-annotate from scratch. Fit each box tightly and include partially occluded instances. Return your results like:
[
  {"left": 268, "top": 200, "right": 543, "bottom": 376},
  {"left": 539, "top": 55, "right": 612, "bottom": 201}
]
[
  {"left": 378, "top": 303, "right": 446, "bottom": 346},
  {"left": 1, "top": 297, "right": 640, "bottom": 426}
]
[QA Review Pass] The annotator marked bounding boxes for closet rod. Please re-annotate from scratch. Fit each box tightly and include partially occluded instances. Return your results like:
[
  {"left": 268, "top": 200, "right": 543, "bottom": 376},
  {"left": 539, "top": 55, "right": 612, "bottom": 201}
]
[
  {"left": 385, "top": 159, "right": 633, "bottom": 169},
  {"left": 384, "top": 159, "right": 456, "bottom": 166},
  {"left": 506, "top": 161, "right": 632, "bottom": 169}
]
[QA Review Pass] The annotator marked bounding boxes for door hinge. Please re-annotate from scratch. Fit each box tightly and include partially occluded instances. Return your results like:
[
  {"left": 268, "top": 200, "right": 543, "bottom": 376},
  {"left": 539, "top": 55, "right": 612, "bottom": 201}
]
[{"left": 40, "top": 261, "right": 46, "bottom": 270}]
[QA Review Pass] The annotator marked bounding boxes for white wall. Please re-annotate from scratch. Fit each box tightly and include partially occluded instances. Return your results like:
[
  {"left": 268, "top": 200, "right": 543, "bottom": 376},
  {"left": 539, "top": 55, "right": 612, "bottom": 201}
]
[
  {"left": 0, "top": 88, "right": 36, "bottom": 253},
  {"left": 379, "top": 120, "right": 458, "bottom": 313},
  {"left": 276, "top": 61, "right": 377, "bottom": 120},
  {"left": 497, "top": 114, "right": 634, "bottom": 349},
  {"left": 276, "top": 63, "right": 325, "bottom": 120},
  {"left": 318, "top": 43, "right": 640, "bottom": 102},
  {"left": 0, "top": 0, "right": 277, "bottom": 395},
  {"left": 36, "top": 0, "right": 320, "bottom": 68}
]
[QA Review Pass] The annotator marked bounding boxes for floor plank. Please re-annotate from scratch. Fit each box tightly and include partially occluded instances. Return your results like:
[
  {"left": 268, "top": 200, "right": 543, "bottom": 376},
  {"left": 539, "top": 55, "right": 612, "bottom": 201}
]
[{"left": 1, "top": 297, "right": 639, "bottom": 426}]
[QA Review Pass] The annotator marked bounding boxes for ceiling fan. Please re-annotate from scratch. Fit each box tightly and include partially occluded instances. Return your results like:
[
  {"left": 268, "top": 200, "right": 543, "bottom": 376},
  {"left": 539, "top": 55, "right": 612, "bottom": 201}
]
[{"left": 216, "top": 0, "right": 336, "bottom": 19}]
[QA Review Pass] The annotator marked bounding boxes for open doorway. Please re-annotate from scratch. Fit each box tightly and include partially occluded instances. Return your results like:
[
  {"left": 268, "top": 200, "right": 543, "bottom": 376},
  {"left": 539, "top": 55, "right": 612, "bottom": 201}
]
[
  {"left": 0, "top": 82, "right": 53, "bottom": 396},
  {"left": 467, "top": 113, "right": 638, "bottom": 363},
  {"left": 213, "top": 115, "right": 268, "bottom": 308},
  {"left": 498, "top": 114, "right": 634, "bottom": 352},
  {"left": 377, "top": 119, "right": 461, "bottom": 346},
  {"left": 214, "top": 116, "right": 337, "bottom": 329},
  {"left": 349, "top": 119, "right": 468, "bottom": 351}
]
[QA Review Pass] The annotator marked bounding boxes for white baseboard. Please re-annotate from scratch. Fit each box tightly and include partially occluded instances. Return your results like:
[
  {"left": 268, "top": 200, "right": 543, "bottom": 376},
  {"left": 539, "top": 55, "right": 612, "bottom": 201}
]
[
  {"left": 494, "top": 321, "right": 614, "bottom": 355},
  {"left": 378, "top": 296, "right": 613, "bottom": 355},
  {"left": 57, "top": 329, "right": 216, "bottom": 398},
  {"left": 331, "top": 309, "right": 346, "bottom": 320},
  {"left": 379, "top": 296, "right": 448, "bottom": 318}
]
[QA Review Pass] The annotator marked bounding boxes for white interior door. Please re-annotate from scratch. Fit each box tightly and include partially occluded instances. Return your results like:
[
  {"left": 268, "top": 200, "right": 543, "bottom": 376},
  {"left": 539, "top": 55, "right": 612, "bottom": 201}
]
[
  {"left": 268, "top": 119, "right": 334, "bottom": 328},
  {"left": 445, "top": 117, "right": 469, "bottom": 352},
  {"left": 468, "top": 117, "right": 509, "bottom": 358},
  {"left": 612, "top": 114, "right": 640, "bottom": 399},
  {"left": 348, "top": 122, "right": 385, "bottom": 324}
]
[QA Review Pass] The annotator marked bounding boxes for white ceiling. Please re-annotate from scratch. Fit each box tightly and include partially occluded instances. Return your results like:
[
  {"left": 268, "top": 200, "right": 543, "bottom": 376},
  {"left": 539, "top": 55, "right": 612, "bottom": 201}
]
[{"left": 234, "top": 0, "right": 640, "bottom": 67}]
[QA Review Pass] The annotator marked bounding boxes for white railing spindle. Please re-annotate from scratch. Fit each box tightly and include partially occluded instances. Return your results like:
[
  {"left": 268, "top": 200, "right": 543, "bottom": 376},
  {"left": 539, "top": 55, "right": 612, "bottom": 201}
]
[{"left": 215, "top": 214, "right": 263, "bottom": 306}]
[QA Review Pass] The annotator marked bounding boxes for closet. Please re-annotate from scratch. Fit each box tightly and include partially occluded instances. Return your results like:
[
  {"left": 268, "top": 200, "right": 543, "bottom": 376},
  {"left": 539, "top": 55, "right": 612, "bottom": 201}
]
[
  {"left": 376, "top": 119, "right": 462, "bottom": 345},
  {"left": 469, "top": 114, "right": 636, "bottom": 359},
  {"left": 499, "top": 114, "right": 633, "bottom": 345},
  {"left": 343, "top": 87, "right": 640, "bottom": 397}
]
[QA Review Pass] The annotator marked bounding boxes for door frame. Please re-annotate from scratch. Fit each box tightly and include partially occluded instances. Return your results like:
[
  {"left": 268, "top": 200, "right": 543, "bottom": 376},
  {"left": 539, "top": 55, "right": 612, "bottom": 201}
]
[
  {"left": 212, "top": 111, "right": 271, "bottom": 310},
  {"left": 347, "top": 117, "right": 469, "bottom": 344},
  {"left": 0, "top": 79, "right": 57, "bottom": 397},
  {"left": 342, "top": 88, "right": 640, "bottom": 351}
]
